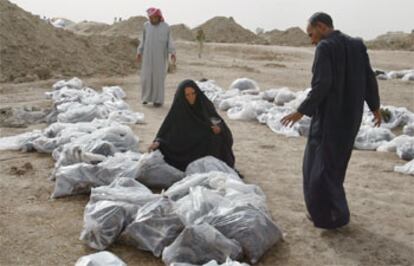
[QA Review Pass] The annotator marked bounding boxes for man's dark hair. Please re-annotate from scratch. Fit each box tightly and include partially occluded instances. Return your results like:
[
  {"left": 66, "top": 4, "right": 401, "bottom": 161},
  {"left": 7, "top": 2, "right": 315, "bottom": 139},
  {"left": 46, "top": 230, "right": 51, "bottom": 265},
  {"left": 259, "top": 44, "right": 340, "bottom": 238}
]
[{"left": 309, "top": 12, "right": 334, "bottom": 28}]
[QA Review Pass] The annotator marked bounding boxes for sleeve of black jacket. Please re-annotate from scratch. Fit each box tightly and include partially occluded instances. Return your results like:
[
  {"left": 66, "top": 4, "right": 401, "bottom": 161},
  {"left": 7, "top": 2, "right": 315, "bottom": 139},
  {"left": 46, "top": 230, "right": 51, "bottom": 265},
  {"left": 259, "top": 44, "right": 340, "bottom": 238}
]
[
  {"left": 297, "top": 43, "right": 333, "bottom": 117},
  {"left": 362, "top": 44, "right": 380, "bottom": 111}
]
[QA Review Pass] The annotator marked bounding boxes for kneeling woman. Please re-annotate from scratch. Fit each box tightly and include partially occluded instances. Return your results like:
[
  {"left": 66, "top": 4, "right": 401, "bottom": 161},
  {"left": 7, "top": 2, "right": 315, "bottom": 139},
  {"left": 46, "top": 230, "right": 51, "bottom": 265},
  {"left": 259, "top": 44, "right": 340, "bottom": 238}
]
[{"left": 148, "top": 79, "right": 235, "bottom": 171}]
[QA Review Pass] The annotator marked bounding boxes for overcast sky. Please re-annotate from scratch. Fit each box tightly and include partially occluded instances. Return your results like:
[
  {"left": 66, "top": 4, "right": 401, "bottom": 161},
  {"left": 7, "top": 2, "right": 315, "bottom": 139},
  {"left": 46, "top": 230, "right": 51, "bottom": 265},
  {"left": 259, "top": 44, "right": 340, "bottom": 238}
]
[{"left": 9, "top": 0, "right": 414, "bottom": 40}]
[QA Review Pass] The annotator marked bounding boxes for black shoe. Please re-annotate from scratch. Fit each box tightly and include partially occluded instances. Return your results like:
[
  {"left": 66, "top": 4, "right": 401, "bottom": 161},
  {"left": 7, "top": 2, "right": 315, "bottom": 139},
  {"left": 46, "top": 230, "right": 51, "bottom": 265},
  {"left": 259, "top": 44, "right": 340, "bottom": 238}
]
[
  {"left": 154, "top": 103, "right": 163, "bottom": 107},
  {"left": 142, "top": 101, "right": 148, "bottom": 105}
]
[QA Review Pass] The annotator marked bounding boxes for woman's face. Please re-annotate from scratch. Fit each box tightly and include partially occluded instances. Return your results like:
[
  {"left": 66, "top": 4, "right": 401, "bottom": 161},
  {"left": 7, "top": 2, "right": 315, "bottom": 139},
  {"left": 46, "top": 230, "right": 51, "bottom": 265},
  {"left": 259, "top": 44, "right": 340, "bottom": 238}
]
[{"left": 184, "top": 87, "right": 197, "bottom": 105}]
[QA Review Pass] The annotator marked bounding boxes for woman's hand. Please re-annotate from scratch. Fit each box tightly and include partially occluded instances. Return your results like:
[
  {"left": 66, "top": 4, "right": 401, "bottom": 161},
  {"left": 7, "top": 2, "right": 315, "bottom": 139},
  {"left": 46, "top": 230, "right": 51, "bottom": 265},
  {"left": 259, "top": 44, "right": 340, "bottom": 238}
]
[
  {"left": 148, "top": 141, "right": 160, "bottom": 152},
  {"left": 212, "top": 125, "right": 221, "bottom": 135}
]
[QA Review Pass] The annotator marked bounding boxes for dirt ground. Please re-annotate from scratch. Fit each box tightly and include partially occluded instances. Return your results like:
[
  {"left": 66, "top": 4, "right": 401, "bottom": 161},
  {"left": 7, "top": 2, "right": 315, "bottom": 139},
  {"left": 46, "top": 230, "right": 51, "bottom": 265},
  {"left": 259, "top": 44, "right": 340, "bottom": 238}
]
[{"left": 0, "top": 41, "right": 413, "bottom": 266}]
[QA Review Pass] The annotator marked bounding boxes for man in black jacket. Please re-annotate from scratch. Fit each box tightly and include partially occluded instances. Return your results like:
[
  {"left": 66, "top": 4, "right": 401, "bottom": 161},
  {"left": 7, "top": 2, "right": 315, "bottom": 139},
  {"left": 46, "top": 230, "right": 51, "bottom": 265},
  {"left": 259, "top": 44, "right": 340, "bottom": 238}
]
[{"left": 281, "top": 12, "right": 382, "bottom": 229}]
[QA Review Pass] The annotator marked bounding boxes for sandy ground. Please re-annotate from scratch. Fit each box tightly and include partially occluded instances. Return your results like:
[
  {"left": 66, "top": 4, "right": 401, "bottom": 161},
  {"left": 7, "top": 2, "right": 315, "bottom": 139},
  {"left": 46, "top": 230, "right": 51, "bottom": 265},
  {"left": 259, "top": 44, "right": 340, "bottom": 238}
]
[{"left": 0, "top": 42, "right": 413, "bottom": 266}]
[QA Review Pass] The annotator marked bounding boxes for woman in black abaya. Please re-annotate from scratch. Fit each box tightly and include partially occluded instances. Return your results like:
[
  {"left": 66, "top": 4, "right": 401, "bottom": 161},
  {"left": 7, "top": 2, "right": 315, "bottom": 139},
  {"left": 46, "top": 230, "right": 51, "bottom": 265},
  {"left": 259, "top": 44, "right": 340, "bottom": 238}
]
[{"left": 148, "top": 79, "right": 235, "bottom": 171}]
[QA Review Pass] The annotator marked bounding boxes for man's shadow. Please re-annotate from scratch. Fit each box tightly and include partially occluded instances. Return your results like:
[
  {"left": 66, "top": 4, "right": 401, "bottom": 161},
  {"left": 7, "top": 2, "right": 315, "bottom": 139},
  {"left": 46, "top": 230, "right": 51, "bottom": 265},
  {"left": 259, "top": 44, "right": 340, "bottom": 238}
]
[{"left": 320, "top": 223, "right": 414, "bottom": 266}]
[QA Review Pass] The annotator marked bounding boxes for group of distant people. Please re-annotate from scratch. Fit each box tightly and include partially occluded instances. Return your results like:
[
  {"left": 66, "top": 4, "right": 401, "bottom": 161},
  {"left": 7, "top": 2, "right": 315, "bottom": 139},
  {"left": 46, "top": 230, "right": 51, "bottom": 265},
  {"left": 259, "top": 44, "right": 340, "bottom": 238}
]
[{"left": 136, "top": 8, "right": 381, "bottom": 230}]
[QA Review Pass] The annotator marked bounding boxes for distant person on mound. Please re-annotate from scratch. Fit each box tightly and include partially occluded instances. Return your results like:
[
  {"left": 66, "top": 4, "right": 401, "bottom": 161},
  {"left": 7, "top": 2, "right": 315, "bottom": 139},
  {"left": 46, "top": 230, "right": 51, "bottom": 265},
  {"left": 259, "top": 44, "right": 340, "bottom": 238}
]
[
  {"left": 136, "top": 7, "right": 176, "bottom": 107},
  {"left": 148, "top": 79, "right": 235, "bottom": 171},
  {"left": 196, "top": 29, "right": 205, "bottom": 58},
  {"left": 281, "top": 12, "right": 381, "bottom": 229}
]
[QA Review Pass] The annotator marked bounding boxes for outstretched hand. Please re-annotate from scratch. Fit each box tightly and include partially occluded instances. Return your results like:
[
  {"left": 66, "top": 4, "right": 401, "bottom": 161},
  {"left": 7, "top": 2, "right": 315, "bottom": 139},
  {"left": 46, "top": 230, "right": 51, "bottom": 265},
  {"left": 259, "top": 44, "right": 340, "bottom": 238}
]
[
  {"left": 280, "top": 112, "right": 304, "bottom": 127},
  {"left": 372, "top": 109, "right": 382, "bottom": 127},
  {"left": 212, "top": 125, "right": 221, "bottom": 135},
  {"left": 148, "top": 141, "right": 160, "bottom": 152},
  {"left": 136, "top": 54, "right": 142, "bottom": 64}
]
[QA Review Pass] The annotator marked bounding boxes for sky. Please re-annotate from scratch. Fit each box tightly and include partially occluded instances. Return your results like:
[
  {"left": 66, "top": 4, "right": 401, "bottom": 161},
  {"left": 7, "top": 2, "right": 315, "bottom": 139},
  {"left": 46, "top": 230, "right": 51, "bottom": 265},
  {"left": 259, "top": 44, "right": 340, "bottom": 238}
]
[{"left": 9, "top": 0, "right": 414, "bottom": 40}]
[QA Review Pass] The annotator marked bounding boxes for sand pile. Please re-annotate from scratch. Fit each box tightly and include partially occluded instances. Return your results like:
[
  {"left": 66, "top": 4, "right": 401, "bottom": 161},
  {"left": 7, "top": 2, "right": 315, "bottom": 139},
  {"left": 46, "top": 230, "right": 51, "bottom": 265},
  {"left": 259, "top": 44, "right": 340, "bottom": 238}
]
[
  {"left": 0, "top": 0, "right": 139, "bottom": 83},
  {"left": 260, "top": 27, "right": 310, "bottom": 46},
  {"left": 366, "top": 31, "right": 414, "bottom": 51},
  {"left": 100, "top": 16, "right": 147, "bottom": 38},
  {"left": 171, "top": 24, "right": 194, "bottom": 41},
  {"left": 192, "top": 16, "right": 267, "bottom": 44},
  {"left": 66, "top": 21, "right": 111, "bottom": 35}
]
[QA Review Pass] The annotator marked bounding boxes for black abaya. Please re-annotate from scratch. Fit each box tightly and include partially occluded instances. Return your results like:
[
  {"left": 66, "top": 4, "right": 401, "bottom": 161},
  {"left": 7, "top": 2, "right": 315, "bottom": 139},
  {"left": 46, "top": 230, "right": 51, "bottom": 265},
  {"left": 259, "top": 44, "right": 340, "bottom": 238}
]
[{"left": 155, "top": 79, "right": 235, "bottom": 171}]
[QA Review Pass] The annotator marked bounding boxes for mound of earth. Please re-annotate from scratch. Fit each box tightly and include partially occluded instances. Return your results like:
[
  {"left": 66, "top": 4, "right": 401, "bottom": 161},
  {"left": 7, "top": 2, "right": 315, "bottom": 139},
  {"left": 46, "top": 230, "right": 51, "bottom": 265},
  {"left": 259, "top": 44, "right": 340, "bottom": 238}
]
[
  {"left": 171, "top": 23, "right": 194, "bottom": 41},
  {"left": 260, "top": 27, "right": 310, "bottom": 46},
  {"left": 66, "top": 21, "right": 111, "bottom": 35},
  {"left": 0, "top": 0, "right": 139, "bottom": 83},
  {"left": 192, "top": 16, "right": 267, "bottom": 44},
  {"left": 366, "top": 31, "right": 414, "bottom": 51},
  {"left": 100, "top": 16, "right": 147, "bottom": 38}
]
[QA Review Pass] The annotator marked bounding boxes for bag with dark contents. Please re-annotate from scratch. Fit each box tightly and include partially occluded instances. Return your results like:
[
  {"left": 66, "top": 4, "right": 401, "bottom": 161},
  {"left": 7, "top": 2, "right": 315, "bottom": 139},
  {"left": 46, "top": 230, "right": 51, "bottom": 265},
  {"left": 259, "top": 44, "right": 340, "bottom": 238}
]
[
  {"left": 80, "top": 200, "right": 129, "bottom": 250},
  {"left": 123, "top": 197, "right": 184, "bottom": 257},
  {"left": 162, "top": 223, "right": 242, "bottom": 266},
  {"left": 135, "top": 150, "right": 185, "bottom": 188},
  {"left": 51, "top": 152, "right": 142, "bottom": 198},
  {"left": 196, "top": 204, "right": 283, "bottom": 264}
]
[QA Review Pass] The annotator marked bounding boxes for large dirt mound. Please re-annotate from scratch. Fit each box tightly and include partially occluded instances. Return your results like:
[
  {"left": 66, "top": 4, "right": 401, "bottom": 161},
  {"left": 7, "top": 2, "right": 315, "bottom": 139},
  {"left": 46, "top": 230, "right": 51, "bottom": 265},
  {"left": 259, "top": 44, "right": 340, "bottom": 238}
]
[
  {"left": 260, "top": 27, "right": 310, "bottom": 46},
  {"left": 0, "top": 0, "right": 138, "bottom": 83},
  {"left": 192, "top": 16, "right": 266, "bottom": 44},
  {"left": 366, "top": 31, "right": 414, "bottom": 51},
  {"left": 100, "top": 16, "right": 147, "bottom": 38},
  {"left": 66, "top": 21, "right": 111, "bottom": 35},
  {"left": 171, "top": 23, "right": 194, "bottom": 41}
]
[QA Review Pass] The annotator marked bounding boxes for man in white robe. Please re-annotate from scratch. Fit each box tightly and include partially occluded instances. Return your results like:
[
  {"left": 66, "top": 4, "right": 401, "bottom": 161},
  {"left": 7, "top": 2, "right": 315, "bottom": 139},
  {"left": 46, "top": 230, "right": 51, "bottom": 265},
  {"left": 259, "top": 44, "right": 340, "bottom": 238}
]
[{"left": 136, "top": 8, "right": 176, "bottom": 107}]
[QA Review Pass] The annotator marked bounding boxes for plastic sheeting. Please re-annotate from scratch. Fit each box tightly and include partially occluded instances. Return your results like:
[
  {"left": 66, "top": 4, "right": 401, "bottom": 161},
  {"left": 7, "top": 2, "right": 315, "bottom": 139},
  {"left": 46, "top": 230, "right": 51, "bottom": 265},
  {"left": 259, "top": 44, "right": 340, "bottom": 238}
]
[
  {"left": 394, "top": 159, "right": 414, "bottom": 175},
  {"left": 229, "top": 78, "right": 259, "bottom": 92}
]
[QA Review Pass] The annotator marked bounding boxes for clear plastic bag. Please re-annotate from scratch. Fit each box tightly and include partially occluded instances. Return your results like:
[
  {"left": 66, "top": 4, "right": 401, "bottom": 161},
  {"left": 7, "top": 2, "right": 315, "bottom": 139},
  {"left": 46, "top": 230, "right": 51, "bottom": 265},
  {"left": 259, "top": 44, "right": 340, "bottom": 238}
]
[
  {"left": 195, "top": 205, "right": 282, "bottom": 264},
  {"left": 176, "top": 187, "right": 232, "bottom": 226},
  {"left": 165, "top": 171, "right": 242, "bottom": 201},
  {"left": 185, "top": 156, "right": 238, "bottom": 176},
  {"left": 354, "top": 126, "right": 395, "bottom": 150},
  {"left": 394, "top": 159, "right": 414, "bottom": 175},
  {"left": 229, "top": 78, "right": 259, "bottom": 92},
  {"left": 75, "top": 251, "right": 126, "bottom": 266},
  {"left": 51, "top": 155, "right": 142, "bottom": 198},
  {"left": 135, "top": 150, "right": 185, "bottom": 189},
  {"left": 396, "top": 140, "right": 414, "bottom": 161},
  {"left": 123, "top": 197, "right": 184, "bottom": 257},
  {"left": 162, "top": 223, "right": 242, "bottom": 266}
]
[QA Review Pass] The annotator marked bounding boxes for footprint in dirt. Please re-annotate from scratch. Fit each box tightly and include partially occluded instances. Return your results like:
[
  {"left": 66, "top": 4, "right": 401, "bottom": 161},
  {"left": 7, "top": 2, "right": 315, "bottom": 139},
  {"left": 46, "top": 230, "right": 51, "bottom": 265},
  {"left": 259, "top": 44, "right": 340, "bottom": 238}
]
[{"left": 9, "top": 162, "right": 33, "bottom": 176}]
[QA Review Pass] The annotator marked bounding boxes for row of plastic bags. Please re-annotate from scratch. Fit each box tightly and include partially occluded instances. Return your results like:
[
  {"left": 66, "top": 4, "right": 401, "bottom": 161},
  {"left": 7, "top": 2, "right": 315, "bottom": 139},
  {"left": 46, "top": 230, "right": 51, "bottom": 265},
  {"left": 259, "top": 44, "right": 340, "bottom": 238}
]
[{"left": 374, "top": 68, "right": 414, "bottom": 81}]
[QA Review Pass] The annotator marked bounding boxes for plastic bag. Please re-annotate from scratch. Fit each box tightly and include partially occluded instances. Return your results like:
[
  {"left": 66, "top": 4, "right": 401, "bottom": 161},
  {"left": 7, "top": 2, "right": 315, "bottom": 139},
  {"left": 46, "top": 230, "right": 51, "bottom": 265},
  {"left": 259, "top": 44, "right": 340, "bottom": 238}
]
[
  {"left": 258, "top": 107, "right": 310, "bottom": 137},
  {"left": 354, "top": 126, "right": 395, "bottom": 150},
  {"left": 165, "top": 171, "right": 242, "bottom": 201},
  {"left": 102, "top": 86, "right": 126, "bottom": 99},
  {"left": 0, "top": 130, "right": 42, "bottom": 151},
  {"left": 176, "top": 187, "right": 232, "bottom": 225},
  {"left": 376, "top": 135, "right": 414, "bottom": 152},
  {"left": 394, "top": 159, "right": 414, "bottom": 175},
  {"left": 108, "top": 110, "right": 145, "bottom": 124},
  {"left": 51, "top": 155, "right": 142, "bottom": 198},
  {"left": 229, "top": 78, "right": 259, "bottom": 92},
  {"left": 135, "top": 151, "right": 185, "bottom": 189},
  {"left": 52, "top": 77, "right": 84, "bottom": 90},
  {"left": 171, "top": 258, "right": 250, "bottom": 266},
  {"left": 162, "top": 223, "right": 242, "bottom": 266},
  {"left": 273, "top": 88, "right": 296, "bottom": 106},
  {"left": 196, "top": 204, "right": 282, "bottom": 264},
  {"left": 396, "top": 141, "right": 414, "bottom": 161},
  {"left": 80, "top": 178, "right": 159, "bottom": 250},
  {"left": 80, "top": 200, "right": 129, "bottom": 250},
  {"left": 185, "top": 156, "right": 238, "bottom": 176},
  {"left": 75, "top": 251, "right": 126, "bottom": 266},
  {"left": 403, "top": 124, "right": 414, "bottom": 136},
  {"left": 123, "top": 197, "right": 184, "bottom": 257}
]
